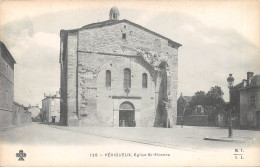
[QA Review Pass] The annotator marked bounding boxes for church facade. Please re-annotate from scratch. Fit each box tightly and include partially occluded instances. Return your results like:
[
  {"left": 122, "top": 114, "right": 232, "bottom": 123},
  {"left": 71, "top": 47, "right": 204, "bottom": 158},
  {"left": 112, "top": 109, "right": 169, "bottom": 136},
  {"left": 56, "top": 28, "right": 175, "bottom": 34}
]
[{"left": 59, "top": 7, "right": 182, "bottom": 127}]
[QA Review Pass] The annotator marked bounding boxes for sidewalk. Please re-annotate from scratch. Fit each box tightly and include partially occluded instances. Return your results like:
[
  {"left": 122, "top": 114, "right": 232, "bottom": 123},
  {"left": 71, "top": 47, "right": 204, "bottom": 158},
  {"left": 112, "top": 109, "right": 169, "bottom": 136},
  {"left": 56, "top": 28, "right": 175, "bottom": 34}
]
[
  {"left": 0, "top": 123, "right": 32, "bottom": 131},
  {"left": 175, "top": 125, "right": 223, "bottom": 129}
]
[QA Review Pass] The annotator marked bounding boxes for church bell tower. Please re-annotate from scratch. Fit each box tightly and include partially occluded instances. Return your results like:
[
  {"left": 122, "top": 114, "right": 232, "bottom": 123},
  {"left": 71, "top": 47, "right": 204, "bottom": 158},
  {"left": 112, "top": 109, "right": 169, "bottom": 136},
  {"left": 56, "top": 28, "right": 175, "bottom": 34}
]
[{"left": 109, "top": 6, "right": 120, "bottom": 20}]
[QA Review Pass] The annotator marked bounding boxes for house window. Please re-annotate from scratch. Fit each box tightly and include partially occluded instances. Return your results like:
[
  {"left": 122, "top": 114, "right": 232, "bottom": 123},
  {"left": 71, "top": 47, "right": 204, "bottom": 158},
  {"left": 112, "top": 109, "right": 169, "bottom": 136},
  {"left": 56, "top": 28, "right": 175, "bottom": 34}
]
[
  {"left": 106, "top": 70, "right": 111, "bottom": 87},
  {"left": 51, "top": 99, "right": 55, "bottom": 106},
  {"left": 250, "top": 95, "right": 256, "bottom": 107},
  {"left": 142, "top": 73, "right": 148, "bottom": 88},
  {"left": 124, "top": 68, "right": 131, "bottom": 88},
  {"left": 122, "top": 33, "right": 126, "bottom": 39}
]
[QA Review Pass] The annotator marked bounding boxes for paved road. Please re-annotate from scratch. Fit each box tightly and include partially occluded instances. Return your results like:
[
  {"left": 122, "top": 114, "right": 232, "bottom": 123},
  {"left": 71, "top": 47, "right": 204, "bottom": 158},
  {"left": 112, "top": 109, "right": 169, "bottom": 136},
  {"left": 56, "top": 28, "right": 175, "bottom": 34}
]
[
  {"left": 0, "top": 123, "right": 259, "bottom": 166},
  {"left": 50, "top": 124, "right": 260, "bottom": 150},
  {"left": 0, "top": 123, "right": 163, "bottom": 146}
]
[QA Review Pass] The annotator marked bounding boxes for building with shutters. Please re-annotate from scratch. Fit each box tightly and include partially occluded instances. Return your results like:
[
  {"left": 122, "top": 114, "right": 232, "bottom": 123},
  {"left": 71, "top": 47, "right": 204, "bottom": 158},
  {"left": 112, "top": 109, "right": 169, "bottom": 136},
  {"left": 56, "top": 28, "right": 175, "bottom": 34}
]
[
  {"left": 41, "top": 91, "right": 60, "bottom": 123},
  {"left": 0, "top": 41, "right": 16, "bottom": 126},
  {"left": 231, "top": 72, "right": 260, "bottom": 129},
  {"left": 59, "top": 7, "right": 181, "bottom": 127}
]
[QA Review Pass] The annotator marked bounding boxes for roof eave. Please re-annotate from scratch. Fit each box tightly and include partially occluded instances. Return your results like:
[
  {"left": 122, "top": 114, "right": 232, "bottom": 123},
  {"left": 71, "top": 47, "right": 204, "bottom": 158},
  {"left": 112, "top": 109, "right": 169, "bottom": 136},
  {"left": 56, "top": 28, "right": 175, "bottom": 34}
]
[{"left": 0, "top": 41, "right": 16, "bottom": 64}]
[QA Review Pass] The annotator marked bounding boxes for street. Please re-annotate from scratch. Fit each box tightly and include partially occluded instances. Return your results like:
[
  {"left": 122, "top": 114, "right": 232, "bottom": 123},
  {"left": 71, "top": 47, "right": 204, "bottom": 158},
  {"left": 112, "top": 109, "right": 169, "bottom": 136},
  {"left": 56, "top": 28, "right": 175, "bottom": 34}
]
[{"left": 0, "top": 123, "right": 259, "bottom": 166}]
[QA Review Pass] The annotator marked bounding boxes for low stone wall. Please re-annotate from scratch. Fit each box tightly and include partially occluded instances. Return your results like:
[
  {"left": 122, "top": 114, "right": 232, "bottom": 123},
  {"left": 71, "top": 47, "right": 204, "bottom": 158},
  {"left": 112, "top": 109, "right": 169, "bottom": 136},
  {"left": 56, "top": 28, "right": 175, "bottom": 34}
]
[
  {"left": 12, "top": 102, "right": 32, "bottom": 125},
  {"left": 177, "top": 115, "right": 209, "bottom": 126}
]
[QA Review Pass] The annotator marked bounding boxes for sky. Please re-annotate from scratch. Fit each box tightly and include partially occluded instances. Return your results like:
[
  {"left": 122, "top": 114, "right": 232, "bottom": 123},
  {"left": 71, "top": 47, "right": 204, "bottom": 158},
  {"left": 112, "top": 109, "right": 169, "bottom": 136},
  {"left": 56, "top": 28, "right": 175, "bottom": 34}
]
[{"left": 0, "top": 0, "right": 259, "bottom": 107}]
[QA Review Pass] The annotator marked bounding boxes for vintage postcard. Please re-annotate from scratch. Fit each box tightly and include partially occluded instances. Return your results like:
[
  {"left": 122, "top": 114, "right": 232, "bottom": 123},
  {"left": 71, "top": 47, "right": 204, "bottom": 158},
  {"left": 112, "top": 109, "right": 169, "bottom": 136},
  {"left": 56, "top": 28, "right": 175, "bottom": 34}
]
[{"left": 0, "top": 0, "right": 260, "bottom": 166}]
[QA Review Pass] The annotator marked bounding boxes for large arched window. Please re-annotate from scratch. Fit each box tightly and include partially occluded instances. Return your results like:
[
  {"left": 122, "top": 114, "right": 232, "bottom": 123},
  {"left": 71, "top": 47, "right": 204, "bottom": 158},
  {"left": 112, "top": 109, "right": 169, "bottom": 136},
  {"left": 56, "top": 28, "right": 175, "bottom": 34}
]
[
  {"left": 142, "top": 73, "right": 148, "bottom": 88},
  {"left": 124, "top": 68, "right": 131, "bottom": 88},
  {"left": 106, "top": 70, "right": 111, "bottom": 87}
]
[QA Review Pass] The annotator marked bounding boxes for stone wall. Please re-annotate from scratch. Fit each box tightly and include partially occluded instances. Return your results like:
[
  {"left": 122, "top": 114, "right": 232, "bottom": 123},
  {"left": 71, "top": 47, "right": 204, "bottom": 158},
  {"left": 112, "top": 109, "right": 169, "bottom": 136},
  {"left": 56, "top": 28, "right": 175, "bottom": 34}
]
[
  {"left": 181, "top": 115, "right": 209, "bottom": 126},
  {"left": 95, "top": 56, "right": 156, "bottom": 126},
  {"left": 60, "top": 31, "right": 68, "bottom": 125},
  {"left": 154, "top": 69, "right": 168, "bottom": 127},
  {"left": 66, "top": 32, "right": 78, "bottom": 126},
  {"left": 61, "top": 20, "right": 179, "bottom": 127},
  {"left": 12, "top": 102, "right": 32, "bottom": 125},
  {"left": 76, "top": 53, "right": 156, "bottom": 126},
  {"left": 78, "top": 22, "right": 178, "bottom": 57}
]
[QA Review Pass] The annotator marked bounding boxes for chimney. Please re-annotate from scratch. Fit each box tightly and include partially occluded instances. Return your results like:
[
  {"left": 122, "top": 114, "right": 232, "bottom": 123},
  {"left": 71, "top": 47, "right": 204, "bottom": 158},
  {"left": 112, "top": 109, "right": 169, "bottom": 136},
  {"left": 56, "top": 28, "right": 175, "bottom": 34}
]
[
  {"left": 242, "top": 79, "right": 247, "bottom": 88},
  {"left": 44, "top": 93, "right": 46, "bottom": 98},
  {"left": 247, "top": 72, "right": 254, "bottom": 86}
]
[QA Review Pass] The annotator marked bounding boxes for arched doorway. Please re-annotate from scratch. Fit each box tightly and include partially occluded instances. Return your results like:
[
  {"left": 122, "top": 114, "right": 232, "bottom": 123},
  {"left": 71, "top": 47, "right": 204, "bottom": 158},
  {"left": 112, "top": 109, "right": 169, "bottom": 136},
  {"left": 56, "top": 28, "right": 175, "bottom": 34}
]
[{"left": 119, "top": 101, "right": 135, "bottom": 127}]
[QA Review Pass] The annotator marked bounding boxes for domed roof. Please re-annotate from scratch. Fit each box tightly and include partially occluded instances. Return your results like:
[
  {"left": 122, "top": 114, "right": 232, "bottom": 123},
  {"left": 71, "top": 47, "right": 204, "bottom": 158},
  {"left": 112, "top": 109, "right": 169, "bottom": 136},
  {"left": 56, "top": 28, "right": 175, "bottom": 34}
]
[{"left": 110, "top": 6, "right": 120, "bottom": 15}]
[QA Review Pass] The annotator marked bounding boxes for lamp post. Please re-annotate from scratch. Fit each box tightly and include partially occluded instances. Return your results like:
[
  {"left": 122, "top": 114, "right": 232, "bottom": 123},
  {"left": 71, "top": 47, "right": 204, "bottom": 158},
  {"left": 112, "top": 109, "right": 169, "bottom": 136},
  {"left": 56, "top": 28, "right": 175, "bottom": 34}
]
[
  {"left": 227, "top": 74, "right": 234, "bottom": 138},
  {"left": 181, "top": 103, "right": 189, "bottom": 128}
]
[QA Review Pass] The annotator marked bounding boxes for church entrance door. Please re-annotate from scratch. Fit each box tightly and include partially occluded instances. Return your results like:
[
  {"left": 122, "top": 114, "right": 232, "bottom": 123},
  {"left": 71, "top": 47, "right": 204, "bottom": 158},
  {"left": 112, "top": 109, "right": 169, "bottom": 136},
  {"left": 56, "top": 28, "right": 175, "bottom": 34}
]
[
  {"left": 119, "top": 102, "right": 135, "bottom": 127},
  {"left": 52, "top": 116, "right": 56, "bottom": 123}
]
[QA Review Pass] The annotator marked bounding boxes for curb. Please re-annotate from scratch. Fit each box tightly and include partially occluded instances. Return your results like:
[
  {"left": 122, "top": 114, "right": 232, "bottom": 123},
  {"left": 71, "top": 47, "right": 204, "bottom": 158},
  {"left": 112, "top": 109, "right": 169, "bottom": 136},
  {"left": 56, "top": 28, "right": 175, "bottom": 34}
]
[{"left": 204, "top": 137, "right": 255, "bottom": 142}]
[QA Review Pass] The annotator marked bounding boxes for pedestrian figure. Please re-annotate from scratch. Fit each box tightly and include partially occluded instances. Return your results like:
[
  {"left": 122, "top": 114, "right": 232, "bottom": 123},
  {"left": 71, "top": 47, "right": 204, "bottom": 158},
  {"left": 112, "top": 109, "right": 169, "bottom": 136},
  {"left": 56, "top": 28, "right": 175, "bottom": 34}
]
[{"left": 122, "top": 119, "right": 125, "bottom": 127}]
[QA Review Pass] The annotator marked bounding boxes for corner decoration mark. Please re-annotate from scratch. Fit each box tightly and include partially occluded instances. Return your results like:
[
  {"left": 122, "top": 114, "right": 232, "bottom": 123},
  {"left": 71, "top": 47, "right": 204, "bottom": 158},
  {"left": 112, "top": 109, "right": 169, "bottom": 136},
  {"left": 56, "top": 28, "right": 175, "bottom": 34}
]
[{"left": 16, "top": 150, "right": 26, "bottom": 161}]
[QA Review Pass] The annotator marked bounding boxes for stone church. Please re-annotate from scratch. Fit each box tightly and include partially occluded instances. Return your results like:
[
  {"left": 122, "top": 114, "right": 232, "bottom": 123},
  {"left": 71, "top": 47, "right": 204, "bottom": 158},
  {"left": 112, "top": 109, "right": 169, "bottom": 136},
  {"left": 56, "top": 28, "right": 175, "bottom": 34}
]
[{"left": 59, "top": 7, "right": 182, "bottom": 127}]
